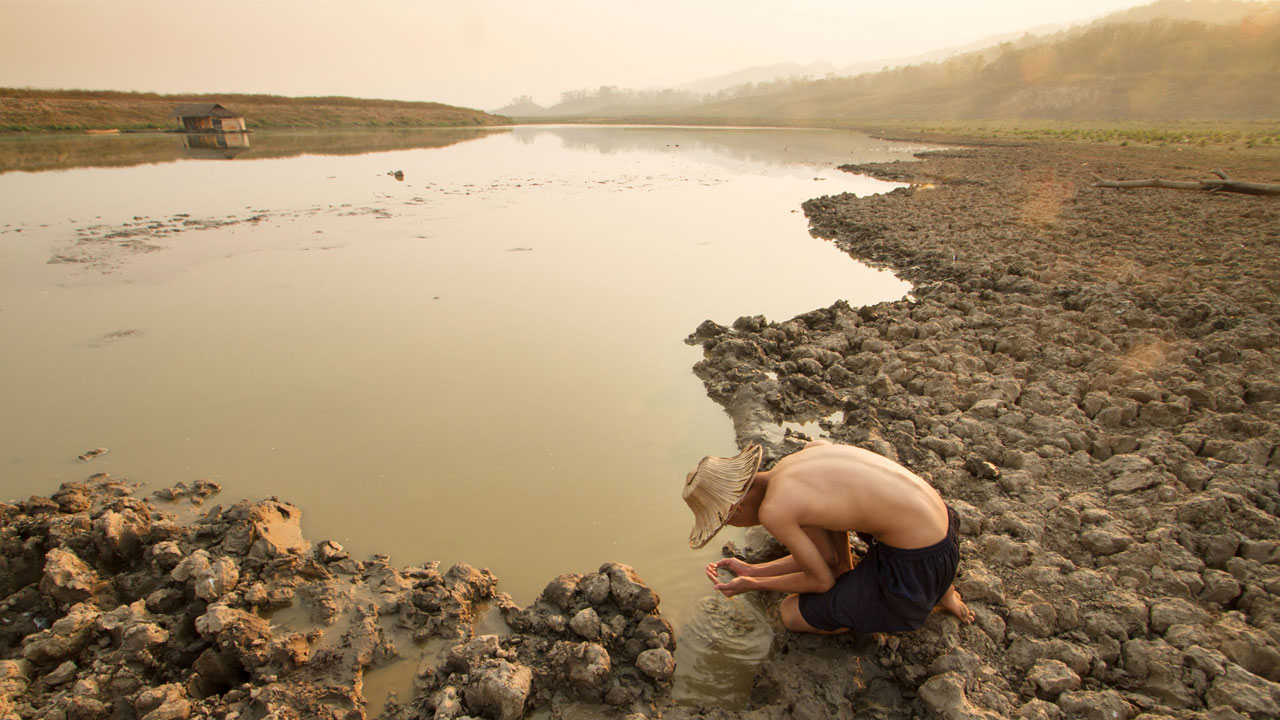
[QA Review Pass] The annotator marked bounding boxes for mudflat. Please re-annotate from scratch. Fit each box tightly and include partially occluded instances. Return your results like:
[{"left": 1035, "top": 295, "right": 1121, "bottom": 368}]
[
  {"left": 2, "top": 134, "right": 1278, "bottom": 719},
  {"left": 681, "top": 135, "right": 1279, "bottom": 718}
]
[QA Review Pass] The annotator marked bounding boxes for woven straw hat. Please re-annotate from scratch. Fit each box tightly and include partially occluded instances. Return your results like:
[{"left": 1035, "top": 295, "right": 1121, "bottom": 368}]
[{"left": 682, "top": 444, "right": 763, "bottom": 549}]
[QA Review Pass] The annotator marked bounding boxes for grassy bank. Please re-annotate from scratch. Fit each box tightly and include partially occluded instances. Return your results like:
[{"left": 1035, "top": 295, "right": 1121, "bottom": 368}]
[{"left": 0, "top": 88, "right": 509, "bottom": 132}]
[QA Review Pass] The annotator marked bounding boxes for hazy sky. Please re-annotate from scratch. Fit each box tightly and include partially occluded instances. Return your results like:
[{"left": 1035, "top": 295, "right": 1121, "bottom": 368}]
[{"left": 2, "top": 0, "right": 1160, "bottom": 110}]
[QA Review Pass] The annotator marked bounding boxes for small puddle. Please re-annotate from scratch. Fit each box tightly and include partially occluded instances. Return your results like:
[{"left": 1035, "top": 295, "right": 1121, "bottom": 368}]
[{"left": 670, "top": 594, "right": 774, "bottom": 709}]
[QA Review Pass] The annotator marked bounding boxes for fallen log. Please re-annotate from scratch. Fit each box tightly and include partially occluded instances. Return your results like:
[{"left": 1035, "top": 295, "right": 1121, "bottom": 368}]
[{"left": 1092, "top": 169, "right": 1280, "bottom": 196}]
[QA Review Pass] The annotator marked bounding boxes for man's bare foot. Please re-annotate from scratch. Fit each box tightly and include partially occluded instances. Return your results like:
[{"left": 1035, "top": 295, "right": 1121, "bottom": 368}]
[{"left": 939, "top": 586, "right": 975, "bottom": 624}]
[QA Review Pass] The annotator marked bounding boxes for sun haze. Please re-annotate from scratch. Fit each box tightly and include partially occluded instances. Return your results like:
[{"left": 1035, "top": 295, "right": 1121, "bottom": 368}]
[{"left": 1, "top": 0, "right": 1162, "bottom": 110}]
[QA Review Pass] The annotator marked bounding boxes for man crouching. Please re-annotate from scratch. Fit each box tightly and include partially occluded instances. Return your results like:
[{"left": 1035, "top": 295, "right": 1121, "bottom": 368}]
[{"left": 683, "top": 439, "right": 974, "bottom": 634}]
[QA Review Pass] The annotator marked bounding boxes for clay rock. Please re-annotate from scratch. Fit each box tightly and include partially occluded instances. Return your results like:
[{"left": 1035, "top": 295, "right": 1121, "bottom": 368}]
[
  {"left": 193, "top": 603, "right": 273, "bottom": 671},
  {"left": 603, "top": 563, "right": 659, "bottom": 613},
  {"left": 632, "top": 615, "right": 675, "bottom": 651},
  {"left": 564, "top": 642, "right": 611, "bottom": 693},
  {"left": 1028, "top": 659, "right": 1080, "bottom": 698},
  {"left": 93, "top": 502, "right": 151, "bottom": 564},
  {"left": 1149, "top": 598, "right": 1210, "bottom": 635},
  {"left": 1204, "top": 663, "right": 1280, "bottom": 716},
  {"left": 1056, "top": 690, "right": 1135, "bottom": 720},
  {"left": 464, "top": 659, "right": 532, "bottom": 720},
  {"left": 172, "top": 549, "right": 239, "bottom": 601},
  {"left": 570, "top": 607, "right": 601, "bottom": 640},
  {"left": 444, "top": 562, "right": 498, "bottom": 603},
  {"left": 538, "top": 573, "right": 583, "bottom": 612},
  {"left": 918, "top": 672, "right": 1003, "bottom": 720},
  {"left": 1008, "top": 591, "right": 1058, "bottom": 638},
  {"left": 580, "top": 572, "right": 611, "bottom": 605},
  {"left": 39, "top": 548, "right": 100, "bottom": 608},
  {"left": 42, "top": 659, "right": 77, "bottom": 686},
  {"left": 445, "top": 634, "right": 503, "bottom": 674},
  {"left": 635, "top": 648, "right": 675, "bottom": 683},
  {"left": 122, "top": 622, "right": 170, "bottom": 657},
  {"left": 956, "top": 565, "right": 1006, "bottom": 605},
  {"left": 134, "top": 683, "right": 191, "bottom": 720},
  {"left": 315, "top": 540, "right": 348, "bottom": 563},
  {"left": 150, "top": 541, "right": 184, "bottom": 571},
  {"left": 246, "top": 501, "right": 310, "bottom": 560},
  {"left": 1120, "top": 639, "right": 1195, "bottom": 708},
  {"left": 1080, "top": 527, "right": 1132, "bottom": 556},
  {"left": 21, "top": 602, "right": 101, "bottom": 665}
]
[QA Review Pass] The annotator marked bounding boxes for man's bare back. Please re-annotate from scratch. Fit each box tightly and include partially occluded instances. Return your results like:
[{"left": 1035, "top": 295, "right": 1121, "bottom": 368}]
[
  {"left": 688, "top": 439, "right": 974, "bottom": 633},
  {"left": 760, "top": 442, "right": 950, "bottom": 549}
]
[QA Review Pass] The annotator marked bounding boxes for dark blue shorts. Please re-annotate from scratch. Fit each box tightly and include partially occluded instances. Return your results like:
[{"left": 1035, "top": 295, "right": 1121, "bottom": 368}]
[{"left": 797, "top": 506, "right": 960, "bottom": 633}]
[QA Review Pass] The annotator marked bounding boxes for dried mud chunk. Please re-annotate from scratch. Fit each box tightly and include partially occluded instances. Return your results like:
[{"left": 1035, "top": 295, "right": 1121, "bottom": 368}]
[
  {"left": 604, "top": 563, "right": 659, "bottom": 613},
  {"left": 563, "top": 642, "right": 611, "bottom": 695},
  {"left": 918, "top": 671, "right": 1003, "bottom": 720},
  {"left": 39, "top": 548, "right": 100, "bottom": 608},
  {"left": 1056, "top": 690, "right": 1135, "bottom": 720},
  {"left": 1028, "top": 659, "right": 1081, "bottom": 699},
  {"left": 635, "top": 648, "right": 675, "bottom": 683},
  {"left": 93, "top": 503, "right": 152, "bottom": 564},
  {"left": 21, "top": 602, "right": 101, "bottom": 665},
  {"left": 538, "top": 573, "right": 582, "bottom": 612},
  {"left": 1204, "top": 664, "right": 1280, "bottom": 717},
  {"left": 569, "top": 607, "right": 601, "bottom": 640},
  {"left": 1149, "top": 598, "right": 1210, "bottom": 635},
  {"left": 1120, "top": 638, "right": 1196, "bottom": 709},
  {"left": 1008, "top": 591, "right": 1057, "bottom": 638}
]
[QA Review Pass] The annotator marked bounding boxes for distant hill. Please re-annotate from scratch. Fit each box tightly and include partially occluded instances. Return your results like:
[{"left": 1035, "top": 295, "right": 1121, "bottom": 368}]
[
  {"left": 509, "top": 0, "right": 1280, "bottom": 122},
  {"left": 672, "top": 61, "right": 838, "bottom": 96},
  {"left": 0, "top": 89, "right": 509, "bottom": 132},
  {"left": 684, "top": 10, "right": 1280, "bottom": 122}
]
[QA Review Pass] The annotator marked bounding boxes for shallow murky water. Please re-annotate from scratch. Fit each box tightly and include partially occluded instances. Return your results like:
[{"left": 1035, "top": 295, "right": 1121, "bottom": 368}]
[{"left": 0, "top": 125, "right": 919, "bottom": 707}]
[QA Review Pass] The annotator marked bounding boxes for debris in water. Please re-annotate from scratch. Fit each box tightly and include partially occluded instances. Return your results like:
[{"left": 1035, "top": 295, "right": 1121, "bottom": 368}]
[{"left": 77, "top": 448, "right": 109, "bottom": 462}]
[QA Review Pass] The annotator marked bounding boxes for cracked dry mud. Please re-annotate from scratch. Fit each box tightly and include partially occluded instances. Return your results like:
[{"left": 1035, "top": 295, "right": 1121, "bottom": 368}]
[{"left": 676, "top": 137, "right": 1279, "bottom": 720}]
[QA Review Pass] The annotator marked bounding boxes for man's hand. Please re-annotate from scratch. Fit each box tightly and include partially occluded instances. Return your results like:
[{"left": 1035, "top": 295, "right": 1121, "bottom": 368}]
[
  {"left": 708, "top": 574, "right": 754, "bottom": 598},
  {"left": 707, "top": 557, "right": 755, "bottom": 578}
]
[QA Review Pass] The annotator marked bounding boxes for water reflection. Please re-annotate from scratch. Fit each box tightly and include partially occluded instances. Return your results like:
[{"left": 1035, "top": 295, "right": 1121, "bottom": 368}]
[
  {"left": 513, "top": 124, "right": 934, "bottom": 167},
  {"left": 181, "top": 131, "right": 251, "bottom": 160},
  {"left": 0, "top": 127, "right": 507, "bottom": 173}
]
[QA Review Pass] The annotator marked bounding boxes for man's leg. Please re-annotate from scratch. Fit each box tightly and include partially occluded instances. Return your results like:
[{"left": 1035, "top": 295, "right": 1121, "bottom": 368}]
[
  {"left": 779, "top": 595, "right": 848, "bottom": 635},
  {"left": 802, "top": 527, "right": 853, "bottom": 574}
]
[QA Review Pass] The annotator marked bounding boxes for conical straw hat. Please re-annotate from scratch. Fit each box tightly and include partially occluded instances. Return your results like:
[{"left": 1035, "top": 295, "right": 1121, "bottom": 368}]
[{"left": 682, "top": 444, "right": 763, "bottom": 549}]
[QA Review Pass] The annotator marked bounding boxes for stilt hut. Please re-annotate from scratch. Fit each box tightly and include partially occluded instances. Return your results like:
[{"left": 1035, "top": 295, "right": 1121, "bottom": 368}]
[{"left": 169, "top": 103, "right": 247, "bottom": 133}]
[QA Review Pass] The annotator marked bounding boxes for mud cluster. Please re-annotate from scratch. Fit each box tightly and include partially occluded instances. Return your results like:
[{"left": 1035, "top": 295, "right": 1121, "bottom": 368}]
[
  {"left": 0, "top": 475, "right": 671, "bottom": 720},
  {"left": 679, "top": 140, "right": 1279, "bottom": 719}
]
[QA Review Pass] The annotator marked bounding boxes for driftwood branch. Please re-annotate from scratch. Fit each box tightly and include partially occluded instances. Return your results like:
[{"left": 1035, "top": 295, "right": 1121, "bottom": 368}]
[{"left": 1092, "top": 169, "right": 1280, "bottom": 196}]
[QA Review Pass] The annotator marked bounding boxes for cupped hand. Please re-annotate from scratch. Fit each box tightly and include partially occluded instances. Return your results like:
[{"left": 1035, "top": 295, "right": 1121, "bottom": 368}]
[{"left": 707, "top": 557, "right": 754, "bottom": 577}]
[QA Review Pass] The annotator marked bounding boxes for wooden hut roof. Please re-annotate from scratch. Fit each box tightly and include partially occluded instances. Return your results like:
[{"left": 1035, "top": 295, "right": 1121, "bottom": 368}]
[{"left": 169, "top": 103, "right": 243, "bottom": 119}]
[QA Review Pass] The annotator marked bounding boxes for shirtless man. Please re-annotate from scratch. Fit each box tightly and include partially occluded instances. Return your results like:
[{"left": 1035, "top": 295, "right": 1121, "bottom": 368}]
[{"left": 682, "top": 439, "right": 974, "bottom": 634}]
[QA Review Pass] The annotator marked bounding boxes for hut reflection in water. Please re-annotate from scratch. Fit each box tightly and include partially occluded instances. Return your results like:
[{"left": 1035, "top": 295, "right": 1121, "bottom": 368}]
[{"left": 181, "top": 132, "right": 250, "bottom": 160}]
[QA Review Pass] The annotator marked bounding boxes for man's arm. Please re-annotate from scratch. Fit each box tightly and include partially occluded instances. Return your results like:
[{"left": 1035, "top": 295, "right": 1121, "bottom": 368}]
[{"left": 745, "top": 515, "right": 836, "bottom": 594}]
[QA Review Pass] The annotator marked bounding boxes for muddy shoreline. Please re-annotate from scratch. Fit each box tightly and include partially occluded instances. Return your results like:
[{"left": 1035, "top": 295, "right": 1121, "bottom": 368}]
[
  {"left": 4, "top": 135, "right": 1279, "bottom": 719},
  {"left": 680, "top": 137, "right": 1279, "bottom": 719}
]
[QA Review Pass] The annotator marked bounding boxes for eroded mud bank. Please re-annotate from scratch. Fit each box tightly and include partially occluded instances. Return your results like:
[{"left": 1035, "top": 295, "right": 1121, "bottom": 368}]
[{"left": 0, "top": 477, "right": 674, "bottom": 719}]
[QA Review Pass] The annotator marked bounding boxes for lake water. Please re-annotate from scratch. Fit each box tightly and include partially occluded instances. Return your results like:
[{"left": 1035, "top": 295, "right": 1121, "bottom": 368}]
[{"left": 0, "top": 125, "right": 919, "bottom": 708}]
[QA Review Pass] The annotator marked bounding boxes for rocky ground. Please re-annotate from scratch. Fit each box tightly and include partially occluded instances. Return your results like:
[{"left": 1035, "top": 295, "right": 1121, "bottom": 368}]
[
  {"left": 0, "top": 476, "right": 675, "bottom": 719},
  {"left": 676, "top": 137, "right": 1279, "bottom": 719},
  {"left": 2, "top": 136, "right": 1277, "bottom": 720}
]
